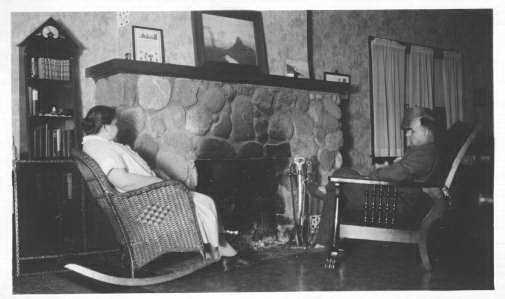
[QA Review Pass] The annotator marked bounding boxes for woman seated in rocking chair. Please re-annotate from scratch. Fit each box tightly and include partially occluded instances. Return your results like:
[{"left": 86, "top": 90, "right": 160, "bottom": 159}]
[{"left": 81, "top": 105, "right": 247, "bottom": 271}]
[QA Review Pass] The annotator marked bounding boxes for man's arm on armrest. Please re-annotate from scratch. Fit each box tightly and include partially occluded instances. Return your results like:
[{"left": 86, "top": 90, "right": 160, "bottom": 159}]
[
  {"left": 369, "top": 161, "right": 413, "bottom": 182},
  {"left": 108, "top": 168, "right": 162, "bottom": 192}
]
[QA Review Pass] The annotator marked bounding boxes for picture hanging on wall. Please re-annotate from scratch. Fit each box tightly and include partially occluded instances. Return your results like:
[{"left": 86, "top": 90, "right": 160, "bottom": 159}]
[
  {"left": 324, "top": 71, "right": 351, "bottom": 101},
  {"left": 132, "top": 25, "right": 165, "bottom": 63},
  {"left": 324, "top": 71, "right": 351, "bottom": 84},
  {"left": 191, "top": 11, "right": 269, "bottom": 74}
]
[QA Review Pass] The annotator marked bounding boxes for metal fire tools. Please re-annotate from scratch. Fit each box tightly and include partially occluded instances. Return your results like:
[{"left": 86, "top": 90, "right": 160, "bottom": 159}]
[
  {"left": 323, "top": 181, "right": 345, "bottom": 269},
  {"left": 289, "top": 157, "right": 312, "bottom": 247}
]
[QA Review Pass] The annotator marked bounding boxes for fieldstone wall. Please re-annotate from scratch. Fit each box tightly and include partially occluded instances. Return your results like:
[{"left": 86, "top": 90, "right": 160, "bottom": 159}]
[{"left": 94, "top": 74, "right": 344, "bottom": 223}]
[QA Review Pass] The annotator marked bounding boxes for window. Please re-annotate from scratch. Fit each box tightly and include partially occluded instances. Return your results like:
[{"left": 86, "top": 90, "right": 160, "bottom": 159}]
[{"left": 369, "top": 37, "right": 463, "bottom": 160}]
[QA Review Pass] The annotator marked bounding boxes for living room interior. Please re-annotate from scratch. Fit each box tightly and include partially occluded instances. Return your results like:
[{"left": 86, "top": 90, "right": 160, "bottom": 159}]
[{"left": 9, "top": 9, "right": 495, "bottom": 293}]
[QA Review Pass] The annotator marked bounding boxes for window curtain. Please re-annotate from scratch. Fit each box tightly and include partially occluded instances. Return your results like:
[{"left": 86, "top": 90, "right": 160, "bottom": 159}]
[
  {"left": 371, "top": 38, "right": 406, "bottom": 157},
  {"left": 406, "top": 45, "right": 434, "bottom": 109},
  {"left": 433, "top": 58, "right": 445, "bottom": 107},
  {"left": 441, "top": 51, "right": 464, "bottom": 128}
]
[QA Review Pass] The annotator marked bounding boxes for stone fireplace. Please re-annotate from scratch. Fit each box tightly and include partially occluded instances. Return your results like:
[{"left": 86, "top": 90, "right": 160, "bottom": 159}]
[{"left": 88, "top": 60, "right": 347, "bottom": 240}]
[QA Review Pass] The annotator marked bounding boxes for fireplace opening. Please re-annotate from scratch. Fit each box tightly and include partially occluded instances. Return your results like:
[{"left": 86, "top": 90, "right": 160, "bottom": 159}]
[{"left": 196, "top": 158, "right": 291, "bottom": 239}]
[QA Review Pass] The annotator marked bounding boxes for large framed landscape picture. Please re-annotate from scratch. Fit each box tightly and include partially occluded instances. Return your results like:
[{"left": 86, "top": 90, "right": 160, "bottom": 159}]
[{"left": 192, "top": 11, "right": 268, "bottom": 73}]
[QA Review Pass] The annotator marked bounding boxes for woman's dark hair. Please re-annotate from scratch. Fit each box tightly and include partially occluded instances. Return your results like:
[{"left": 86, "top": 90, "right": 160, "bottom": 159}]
[{"left": 82, "top": 105, "right": 116, "bottom": 135}]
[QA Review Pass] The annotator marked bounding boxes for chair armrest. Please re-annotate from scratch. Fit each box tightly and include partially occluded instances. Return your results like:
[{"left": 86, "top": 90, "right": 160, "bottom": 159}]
[
  {"left": 112, "top": 179, "right": 188, "bottom": 200},
  {"left": 330, "top": 176, "right": 398, "bottom": 186},
  {"left": 330, "top": 176, "right": 428, "bottom": 188}
]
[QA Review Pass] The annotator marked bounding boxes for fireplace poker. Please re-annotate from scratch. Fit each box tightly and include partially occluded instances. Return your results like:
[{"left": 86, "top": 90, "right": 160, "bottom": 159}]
[{"left": 323, "top": 181, "right": 345, "bottom": 269}]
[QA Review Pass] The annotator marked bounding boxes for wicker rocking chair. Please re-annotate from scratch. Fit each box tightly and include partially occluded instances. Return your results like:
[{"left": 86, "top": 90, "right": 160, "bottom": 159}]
[
  {"left": 324, "top": 123, "right": 482, "bottom": 271},
  {"left": 65, "top": 149, "right": 219, "bottom": 286}
]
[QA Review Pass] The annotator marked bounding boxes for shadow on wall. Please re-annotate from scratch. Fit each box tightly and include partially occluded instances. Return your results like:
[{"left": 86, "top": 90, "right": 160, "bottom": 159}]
[
  {"left": 116, "top": 114, "right": 138, "bottom": 147},
  {"left": 339, "top": 98, "right": 353, "bottom": 168}
]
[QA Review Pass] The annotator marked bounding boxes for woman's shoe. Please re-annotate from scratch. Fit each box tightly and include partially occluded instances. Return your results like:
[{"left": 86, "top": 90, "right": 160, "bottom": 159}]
[{"left": 221, "top": 256, "right": 249, "bottom": 272}]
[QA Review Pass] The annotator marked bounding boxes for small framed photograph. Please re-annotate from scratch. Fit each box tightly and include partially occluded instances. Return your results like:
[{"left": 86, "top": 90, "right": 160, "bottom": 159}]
[
  {"left": 132, "top": 26, "right": 165, "bottom": 63},
  {"left": 324, "top": 72, "right": 351, "bottom": 84},
  {"left": 191, "top": 11, "right": 268, "bottom": 74}
]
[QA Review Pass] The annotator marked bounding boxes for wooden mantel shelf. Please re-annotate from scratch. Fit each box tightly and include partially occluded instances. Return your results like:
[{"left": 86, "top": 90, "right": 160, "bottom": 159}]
[{"left": 85, "top": 59, "right": 349, "bottom": 94}]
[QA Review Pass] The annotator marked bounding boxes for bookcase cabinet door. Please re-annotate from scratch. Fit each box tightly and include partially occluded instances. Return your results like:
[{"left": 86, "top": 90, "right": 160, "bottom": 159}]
[
  {"left": 14, "top": 161, "right": 120, "bottom": 275},
  {"left": 15, "top": 162, "right": 83, "bottom": 257}
]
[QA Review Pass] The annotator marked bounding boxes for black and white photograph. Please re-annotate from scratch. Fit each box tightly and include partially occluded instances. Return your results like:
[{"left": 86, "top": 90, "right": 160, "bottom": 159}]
[{"left": 2, "top": 1, "right": 503, "bottom": 298}]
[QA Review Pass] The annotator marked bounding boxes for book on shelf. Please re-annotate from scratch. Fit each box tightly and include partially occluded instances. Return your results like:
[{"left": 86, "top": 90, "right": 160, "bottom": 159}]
[
  {"left": 27, "top": 86, "right": 32, "bottom": 115},
  {"left": 44, "top": 124, "right": 49, "bottom": 158},
  {"left": 32, "top": 88, "right": 38, "bottom": 116},
  {"left": 65, "top": 172, "right": 73, "bottom": 200},
  {"left": 52, "top": 129, "right": 57, "bottom": 157},
  {"left": 30, "top": 57, "right": 37, "bottom": 78},
  {"left": 27, "top": 87, "right": 39, "bottom": 116}
]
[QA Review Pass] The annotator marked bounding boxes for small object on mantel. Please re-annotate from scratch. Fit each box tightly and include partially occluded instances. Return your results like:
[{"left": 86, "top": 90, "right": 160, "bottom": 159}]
[
  {"left": 224, "top": 230, "right": 239, "bottom": 235},
  {"left": 478, "top": 193, "right": 493, "bottom": 206},
  {"left": 224, "top": 54, "right": 239, "bottom": 64},
  {"left": 286, "top": 64, "right": 303, "bottom": 78}
]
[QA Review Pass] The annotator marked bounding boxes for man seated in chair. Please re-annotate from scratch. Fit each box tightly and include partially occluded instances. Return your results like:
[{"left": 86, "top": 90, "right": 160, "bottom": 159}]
[
  {"left": 81, "top": 105, "right": 247, "bottom": 270},
  {"left": 315, "top": 107, "right": 442, "bottom": 247}
]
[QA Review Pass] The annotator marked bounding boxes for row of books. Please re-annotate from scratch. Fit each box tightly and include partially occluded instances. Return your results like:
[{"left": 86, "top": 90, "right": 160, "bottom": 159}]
[
  {"left": 30, "top": 57, "right": 70, "bottom": 80},
  {"left": 32, "top": 124, "right": 74, "bottom": 159}
]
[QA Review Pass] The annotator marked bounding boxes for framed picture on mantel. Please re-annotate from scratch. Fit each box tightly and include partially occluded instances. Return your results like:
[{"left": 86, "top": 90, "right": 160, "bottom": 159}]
[
  {"left": 324, "top": 71, "right": 351, "bottom": 84},
  {"left": 191, "top": 11, "right": 269, "bottom": 74},
  {"left": 132, "top": 25, "right": 165, "bottom": 63}
]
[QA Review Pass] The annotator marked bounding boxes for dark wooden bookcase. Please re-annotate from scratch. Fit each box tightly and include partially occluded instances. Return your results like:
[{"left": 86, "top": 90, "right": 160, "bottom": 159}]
[
  {"left": 18, "top": 17, "right": 82, "bottom": 160},
  {"left": 14, "top": 18, "right": 118, "bottom": 276}
]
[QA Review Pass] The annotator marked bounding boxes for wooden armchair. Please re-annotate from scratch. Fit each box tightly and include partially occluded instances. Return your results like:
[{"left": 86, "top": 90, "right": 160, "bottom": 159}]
[
  {"left": 65, "top": 149, "right": 218, "bottom": 286},
  {"left": 325, "top": 124, "right": 481, "bottom": 271}
]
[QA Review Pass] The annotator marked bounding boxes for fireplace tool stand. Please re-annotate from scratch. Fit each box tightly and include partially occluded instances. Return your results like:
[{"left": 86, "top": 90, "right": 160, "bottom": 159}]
[{"left": 289, "top": 157, "right": 312, "bottom": 247}]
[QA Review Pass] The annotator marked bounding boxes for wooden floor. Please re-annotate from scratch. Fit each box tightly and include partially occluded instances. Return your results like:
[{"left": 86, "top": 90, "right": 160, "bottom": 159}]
[{"left": 13, "top": 205, "right": 494, "bottom": 293}]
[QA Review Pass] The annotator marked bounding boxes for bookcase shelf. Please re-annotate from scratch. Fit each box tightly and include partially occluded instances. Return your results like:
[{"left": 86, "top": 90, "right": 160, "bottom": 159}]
[
  {"left": 28, "top": 78, "right": 72, "bottom": 86},
  {"left": 31, "top": 114, "right": 73, "bottom": 120},
  {"left": 15, "top": 159, "right": 74, "bottom": 164}
]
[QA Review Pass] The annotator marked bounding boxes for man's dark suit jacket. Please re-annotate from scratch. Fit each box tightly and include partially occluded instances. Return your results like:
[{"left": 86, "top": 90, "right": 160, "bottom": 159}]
[{"left": 369, "top": 142, "right": 439, "bottom": 183}]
